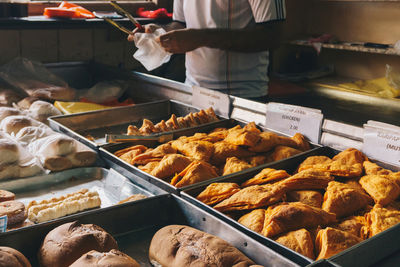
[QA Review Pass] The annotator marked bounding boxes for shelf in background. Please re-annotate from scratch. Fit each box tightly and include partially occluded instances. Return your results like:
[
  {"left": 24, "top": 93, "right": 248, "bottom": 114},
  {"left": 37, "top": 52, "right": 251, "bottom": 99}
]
[{"left": 290, "top": 40, "right": 400, "bottom": 56}]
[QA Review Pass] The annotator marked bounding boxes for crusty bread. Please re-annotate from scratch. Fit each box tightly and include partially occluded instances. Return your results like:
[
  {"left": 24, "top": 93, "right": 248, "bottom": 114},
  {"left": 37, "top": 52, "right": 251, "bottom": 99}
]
[
  {"left": 0, "top": 246, "right": 31, "bottom": 267},
  {"left": 70, "top": 249, "right": 140, "bottom": 267},
  {"left": 43, "top": 156, "right": 73, "bottom": 171},
  {"left": 0, "top": 139, "right": 19, "bottom": 165},
  {"left": 149, "top": 225, "right": 262, "bottom": 267},
  {"left": 18, "top": 163, "right": 42, "bottom": 178},
  {"left": 0, "top": 201, "right": 26, "bottom": 226},
  {"left": 0, "top": 190, "right": 15, "bottom": 202},
  {"left": 67, "top": 151, "right": 97, "bottom": 168},
  {"left": 0, "top": 164, "right": 19, "bottom": 180},
  {"left": 28, "top": 100, "right": 61, "bottom": 122},
  {"left": 39, "top": 221, "right": 118, "bottom": 267},
  {"left": 41, "top": 135, "right": 76, "bottom": 157}
]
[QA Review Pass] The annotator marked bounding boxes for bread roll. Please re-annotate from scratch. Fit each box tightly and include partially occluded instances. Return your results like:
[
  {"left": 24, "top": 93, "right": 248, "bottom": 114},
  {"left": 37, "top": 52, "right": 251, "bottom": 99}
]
[
  {"left": 31, "top": 86, "right": 75, "bottom": 101},
  {"left": 67, "top": 151, "right": 97, "bottom": 168},
  {"left": 0, "top": 107, "right": 21, "bottom": 121},
  {"left": 28, "top": 100, "right": 61, "bottom": 122},
  {"left": 0, "top": 90, "right": 24, "bottom": 107},
  {"left": 0, "top": 140, "right": 19, "bottom": 165},
  {"left": 70, "top": 249, "right": 140, "bottom": 267},
  {"left": 19, "top": 163, "right": 42, "bottom": 178},
  {"left": 0, "top": 246, "right": 31, "bottom": 267},
  {"left": 0, "top": 190, "right": 15, "bottom": 202},
  {"left": 39, "top": 221, "right": 118, "bottom": 267},
  {"left": 17, "top": 97, "right": 39, "bottom": 109},
  {"left": 149, "top": 225, "right": 261, "bottom": 267},
  {"left": 40, "top": 134, "right": 76, "bottom": 157},
  {"left": 15, "top": 126, "right": 52, "bottom": 145},
  {"left": 0, "top": 115, "right": 35, "bottom": 135},
  {"left": 0, "top": 201, "right": 26, "bottom": 226},
  {"left": 43, "top": 156, "right": 73, "bottom": 171},
  {"left": 0, "top": 164, "right": 19, "bottom": 180}
]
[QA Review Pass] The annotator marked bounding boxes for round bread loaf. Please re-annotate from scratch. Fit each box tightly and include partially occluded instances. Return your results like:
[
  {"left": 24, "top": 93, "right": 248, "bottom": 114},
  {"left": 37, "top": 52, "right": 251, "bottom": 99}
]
[
  {"left": 29, "top": 100, "right": 61, "bottom": 116},
  {"left": 0, "top": 190, "right": 15, "bottom": 202},
  {"left": 0, "top": 201, "right": 26, "bottom": 226},
  {"left": 0, "top": 246, "right": 31, "bottom": 267},
  {"left": 39, "top": 221, "right": 118, "bottom": 267},
  {"left": 0, "top": 107, "right": 21, "bottom": 121},
  {"left": 0, "top": 140, "right": 19, "bottom": 165},
  {"left": 70, "top": 249, "right": 140, "bottom": 267},
  {"left": 17, "top": 97, "right": 40, "bottom": 110},
  {"left": 40, "top": 135, "right": 76, "bottom": 157},
  {"left": 0, "top": 116, "right": 33, "bottom": 135},
  {"left": 149, "top": 225, "right": 261, "bottom": 267}
]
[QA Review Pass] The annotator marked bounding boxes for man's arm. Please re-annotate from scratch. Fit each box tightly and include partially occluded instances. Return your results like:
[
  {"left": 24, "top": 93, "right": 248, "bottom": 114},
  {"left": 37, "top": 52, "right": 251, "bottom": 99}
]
[
  {"left": 158, "top": 21, "right": 284, "bottom": 54},
  {"left": 127, "top": 21, "right": 186, "bottom": 42}
]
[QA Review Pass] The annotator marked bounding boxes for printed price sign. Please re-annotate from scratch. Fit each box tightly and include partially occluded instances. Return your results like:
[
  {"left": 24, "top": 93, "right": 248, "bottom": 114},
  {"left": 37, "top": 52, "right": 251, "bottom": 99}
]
[
  {"left": 363, "top": 121, "right": 400, "bottom": 167},
  {"left": 265, "top": 102, "right": 323, "bottom": 143},
  {"left": 0, "top": 216, "right": 7, "bottom": 233},
  {"left": 192, "top": 86, "right": 230, "bottom": 118}
]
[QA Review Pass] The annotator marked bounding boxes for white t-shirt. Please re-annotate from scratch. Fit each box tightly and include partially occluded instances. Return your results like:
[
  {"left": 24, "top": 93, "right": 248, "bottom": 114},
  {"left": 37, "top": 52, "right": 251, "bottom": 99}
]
[{"left": 173, "top": 0, "right": 286, "bottom": 98}]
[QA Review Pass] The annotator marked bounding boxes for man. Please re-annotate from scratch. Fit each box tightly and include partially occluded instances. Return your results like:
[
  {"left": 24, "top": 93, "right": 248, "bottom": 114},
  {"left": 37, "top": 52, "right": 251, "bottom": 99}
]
[{"left": 128, "top": 0, "right": 286, "bottom": 100}]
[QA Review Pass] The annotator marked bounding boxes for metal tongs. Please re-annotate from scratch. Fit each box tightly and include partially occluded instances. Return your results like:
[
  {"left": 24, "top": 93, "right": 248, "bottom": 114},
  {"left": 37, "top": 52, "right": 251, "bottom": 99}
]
[
  {"left": 106, "top": 133, "right": 173, "bottom": 143},
  {"left": 99, "top": 1, "right": 144, "bottom": 35}
]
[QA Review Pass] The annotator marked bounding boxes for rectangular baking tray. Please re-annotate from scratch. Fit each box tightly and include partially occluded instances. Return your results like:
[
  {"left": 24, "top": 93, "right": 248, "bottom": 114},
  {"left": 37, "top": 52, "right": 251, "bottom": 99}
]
[
  {"left": 0, "top": 167, "right": 167, "bottom": 230},
  {"left": 0, "top": 194, "right": 300, "bottom": 267},
  {"left": 49, "top": 99, "right": 226, "bottom": 150},
  {"left": 181, "top": 146, "right": 400, "bottom": 267},
  {"left": 99, "top": 118, "right": 321, "bottom": 194}
]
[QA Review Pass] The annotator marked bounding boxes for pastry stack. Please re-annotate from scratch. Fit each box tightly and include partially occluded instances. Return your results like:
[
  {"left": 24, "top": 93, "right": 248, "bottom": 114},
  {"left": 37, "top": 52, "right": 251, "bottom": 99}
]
[
  {"left": 115, "top": 122, "right": 311, "bottom": 188},
  {"left": 196, "top": 148, "right": 400, "bottom": 260}
]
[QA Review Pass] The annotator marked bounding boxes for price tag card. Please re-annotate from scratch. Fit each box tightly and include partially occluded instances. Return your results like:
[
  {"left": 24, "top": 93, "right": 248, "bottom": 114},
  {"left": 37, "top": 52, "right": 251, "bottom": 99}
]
[
  {"left": 363, "top": 121, "right": 400, "bottom": 167},
  {"left": 0, "top": 216, "right": 7, "bottom": 233},
  {"left": 192, "top": 86, "right": 231, "bottom": 118},
  {"left": 265, "top": 102, "right": 323, "bottom": 143}
]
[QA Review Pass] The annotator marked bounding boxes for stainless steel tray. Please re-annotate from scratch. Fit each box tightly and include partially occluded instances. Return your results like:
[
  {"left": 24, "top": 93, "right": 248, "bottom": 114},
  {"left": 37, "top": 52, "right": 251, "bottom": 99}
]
[
  {"left": 99, "top": 119, "right": 320, "bottom": 194},
  {"left": 49, "top": 99, "right": 226, "bottom": 150},
  {"left": 1, "top": 167, "right": 167, "bottom": 230},
  {"left": 181, "top": 146, "right": 400, "bottom": 267},
  {"left": 0, "top": 194, "right": 299, "bottom": 267}
]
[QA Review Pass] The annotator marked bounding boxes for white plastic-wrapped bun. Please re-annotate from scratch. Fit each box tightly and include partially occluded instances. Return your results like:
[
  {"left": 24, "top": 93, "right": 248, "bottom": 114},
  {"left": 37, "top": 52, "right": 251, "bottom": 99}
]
[
  {"left": 0, "top": 107, "right": 21, "bottom": 121},
  {"left": 15, "top": 125, "right": 54, "bottom": 146},
  {"left": 28, "top": 100, "right": 61, "bottom": 122},
  {"left": 0, "top": 139, "right": 19, "bottom": 165},
  {"left": 0, "top": 115, "right": 38, "bottom": 135},
  {"left": 28, "top": 133, "right": 76, "bottom": 158}
]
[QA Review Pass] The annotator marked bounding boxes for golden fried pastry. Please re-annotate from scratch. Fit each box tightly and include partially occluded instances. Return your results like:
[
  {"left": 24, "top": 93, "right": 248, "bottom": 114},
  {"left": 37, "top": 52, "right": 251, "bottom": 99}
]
[
  {"left": 155, "top": 120, "right": 170, "bottom": 132},
  {"left": 150, "top": 154, "right": 192, "bottom": 179},
  {"left": 332, "top": 216, "right": 366, "bottom": 239},
  {"left": 208, "top": 128, "right": 229, "bottom": 142},
  {"left": 363, "top": 161, "right": 400, "bottom": 187},
  {"left": 211, "top": 141, "right": 255, "bottom": 165},
  {"left": 138, "top": 161, "right": 160, "bottom": 174},
  {"left": 315, "top": 227, "right": 362, "bottom": 260},
  {"left": 359, "top": 175, "right": 400, "bottom": 206},
  {"left": 277, "top": 169, "right": 334, "bottom": 191},
  {"left": 243, "top": 121, "right": 262, "bottom": 133},
  {"left": 297, "top": 156, "right": 333, "bottom": 173},
  {"left": 171, "top": 139, "right": 214, "bottom": 162},
  {"left": 245, "top": 155, "right": 271, "bottom": 167},
  {"left": 261, "top": 202, "right": 336, "bottom": 237},
  {"left": 139, "top": 119, "right": 157, "bottom": 134},
  {"left": 238, "top": 209, "right": 269, "bottom": 234},
  {"left": 197, "top": 183, "right": 241, "bottom": 206},
  {"left": 365, "top": 204, "right": 400, "bottom": 238},
  {"left": 224, "top": 125, "right": 260, "bottom": 147},
  {"left": 275, "top": 229, "right": 315, "bottom": 259},
  {"left": 291, "top": 133, "right": 311, "bottom": 151},
  {"left": 114, "top": 145, "right": 147, "bottom": 158},
  {"left": 322, "top": 181, "right": 369, "bottom": 218},
  {"left": 241, "top": 168, "right": 290, "bottom": 187},
  {"left": 183, "top": 113, "right": 198, "bottom": 127},
  {"left": 170, "top": 161, "right": 219, "bottom": 188},
  {"left": 269, "top": 146, "right": 302, "bottom": 162},
  {"left": 127, "top": 125, "right": 141, "bottom": 135},
  {"left": 286, "top": 190, "right": 323, "bottom": 208},
  {"left": 214, "top": 184, "right": 286, "bottom": 212},
  {"left": 222, "top": 157, "right": 253, "bottom": 176},
  {"left": 131, "top": 143, "right": 177, "bottom": 165},
  {"left": 249, "top": 132, "right": 297, "bottom": 153},
  {"left": 165, "top": 114, "right": 180, "bottom": 130}
]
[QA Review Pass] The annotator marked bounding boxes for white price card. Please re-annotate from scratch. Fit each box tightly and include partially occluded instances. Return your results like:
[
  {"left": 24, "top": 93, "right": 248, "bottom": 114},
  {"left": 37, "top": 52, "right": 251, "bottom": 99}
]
[
  {"left": 192, "top": 86, "right": 230, "bottom": 118},
  {"left": 363, "top": 121, "right": 400, "bottom": 167},
  {"left": 265, "top": 102, "right": 323, "bottom": 144}
]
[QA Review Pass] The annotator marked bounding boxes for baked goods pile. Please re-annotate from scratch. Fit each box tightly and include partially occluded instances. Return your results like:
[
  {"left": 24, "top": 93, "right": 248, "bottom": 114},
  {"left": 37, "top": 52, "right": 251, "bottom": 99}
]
[
  {"left": 0, "top": 190, "right": 29, "bottom": 231},
  {"left": 0, "top": 246, "right": 31, "bottom": 267},
  {"left": 0, "top": 106, "right": 96, "bottom": 174},
  {"left": 195, "top": 148, "right": 400, "bottom": 260},
  {"left": 115, "top": 122, "right": 310, "bottom": 187},
  {"left": 126, "top": 107, "right": 219, "bottom": 135}
]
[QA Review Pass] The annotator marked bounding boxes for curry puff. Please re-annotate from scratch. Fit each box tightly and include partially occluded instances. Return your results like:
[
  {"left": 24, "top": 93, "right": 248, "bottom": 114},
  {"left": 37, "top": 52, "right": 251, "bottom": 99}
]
[
  {"left": 222, "top": 157, "right": 253, "bottom": 176},
  {"left": 268, "top": 146, "right": 302, "bottom": 162},
  {"left": 359, "top": 175, "right": 400, "bottom": 206},
  {"left": 171, "top": 139, "right": 214, "bottom": 162},
  {"left": 315, "top": 227, "right": 362, "bottom": 260},
  {"left": 332, "top": 216, "right": 366, "bottom": 239},
  {"left": 275, "top": 229, "right": 315, "bottom": 259},
  {"left": 238, "top": 202, "right": 336, "bottom": 237},
  {"left": 286, "top": 190, "right": 323, "bottom": 208},
  {"left": 363, "top": 161, "right": 400, "bottom": 187},
  {"left": 277, "top": 169, "right": 334, "bottom": 191},
  {"left": 150, "top": 154, "right": 192, "bottom": 180},
  {"left": 248, "top": 132, "right": 296, "bottom": 153},
  {"left": 131, "top": 143, "right": 177, "bottom": 165},
  {"left": 364, "top": 204, "right": 400, "bottom": 238},
  {"left": 322, "top": 181, "right": 369, "bottom": 218},
  {"left": 224, "top": 125, "right": 260, "bottom": 147},
  {"left": 297, "top": 148, "right": 367, "bottom": 178},
  {"left": 211, "top": 141, "right": 255, "bottom": 165},
  {"left": 241, "top": 168, "right": 290, "bottom": 187},
  {"left": 196, "top": 183, "right": 241, "bottom": 206},
  {"left": 170, "top": 161, "right": 218, "bottom": 188}
]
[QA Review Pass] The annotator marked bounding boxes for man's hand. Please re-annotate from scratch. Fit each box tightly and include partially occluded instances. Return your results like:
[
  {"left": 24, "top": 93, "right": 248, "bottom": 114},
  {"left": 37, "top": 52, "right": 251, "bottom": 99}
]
[
  {"left": 157, "top": 29, "right": 202, "bottom": 54},
  {"left": 127, "top": 23, "right": 161, "bottom": 42}
]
